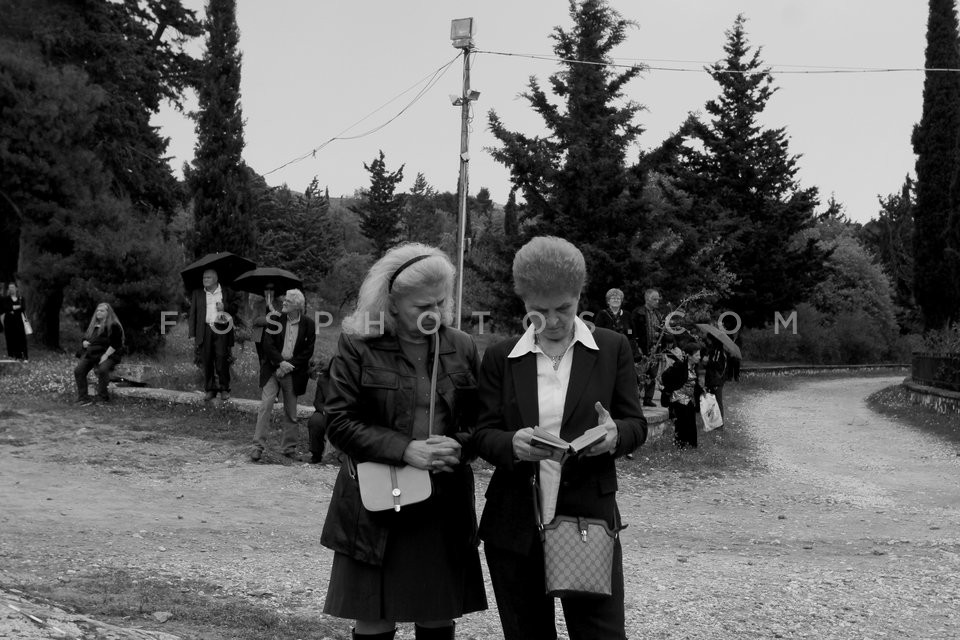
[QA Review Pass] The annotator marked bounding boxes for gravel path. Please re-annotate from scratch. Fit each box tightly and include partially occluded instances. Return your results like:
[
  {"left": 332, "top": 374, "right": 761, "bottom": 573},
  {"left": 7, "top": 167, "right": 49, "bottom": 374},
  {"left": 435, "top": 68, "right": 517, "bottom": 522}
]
[{"left": 2, "top": 375, "right": 959, "bottom": 639}]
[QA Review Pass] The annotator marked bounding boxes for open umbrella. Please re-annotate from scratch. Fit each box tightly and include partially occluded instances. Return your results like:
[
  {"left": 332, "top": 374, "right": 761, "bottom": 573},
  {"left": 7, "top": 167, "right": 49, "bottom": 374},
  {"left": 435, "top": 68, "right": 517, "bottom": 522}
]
[
  {"left": 695, "top": 323, "right": 742, "bottom": 360},
  {"left": 180, "top": 252, "right": 256, "bottom": 290},
  {"left": 233, "top": 267, "right": 303, "bottom": 295}
]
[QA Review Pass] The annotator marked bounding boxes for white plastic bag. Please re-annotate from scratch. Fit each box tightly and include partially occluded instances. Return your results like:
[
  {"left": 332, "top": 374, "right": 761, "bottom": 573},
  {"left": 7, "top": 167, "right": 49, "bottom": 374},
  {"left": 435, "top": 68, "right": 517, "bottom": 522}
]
[{"left": 699, "top": 391, "right": 723, "bottom": 431}]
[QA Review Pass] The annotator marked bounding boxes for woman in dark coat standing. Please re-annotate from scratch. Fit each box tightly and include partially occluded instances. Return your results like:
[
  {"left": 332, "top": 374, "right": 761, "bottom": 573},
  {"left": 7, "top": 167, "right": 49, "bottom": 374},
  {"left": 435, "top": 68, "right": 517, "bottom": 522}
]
[
  {"left": 2, "top": 282, "right": 29, "bottom": 361},
  {"left": 320, "top": 242, "right": 487, "bottom": 640},
  {"left": 473, "top": 236, "right": 647, "bottom": 640}
]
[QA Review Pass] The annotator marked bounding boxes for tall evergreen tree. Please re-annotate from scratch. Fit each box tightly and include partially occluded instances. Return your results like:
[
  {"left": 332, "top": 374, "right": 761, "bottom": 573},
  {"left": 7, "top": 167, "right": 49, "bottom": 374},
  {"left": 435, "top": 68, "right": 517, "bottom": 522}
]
[
  {"left": 671, "top": 15, "right": 828, "bottom": 327},
  {"left": 860, "top": 177, "right": 917, "bottom": 329},
  {"left": 350, "top": 150, "right": 405, "bottom": 258},
  {"left": 1, "top": 0, "right": 199, "bottom": 348},
  {"left": 36, "top": 0, "right": 201, "bottom": 218},
  {"left": 487, "top": 0, "right": 648, "bottom": 303},
  {"left": 186, "top": 0, "right": 255, "bottom": 260},
  {"left": 915, "top": 0, "right": 960, "bottom": 328},
  {"left": 254, "top": 176, "right": 341, "bottom": 292}
]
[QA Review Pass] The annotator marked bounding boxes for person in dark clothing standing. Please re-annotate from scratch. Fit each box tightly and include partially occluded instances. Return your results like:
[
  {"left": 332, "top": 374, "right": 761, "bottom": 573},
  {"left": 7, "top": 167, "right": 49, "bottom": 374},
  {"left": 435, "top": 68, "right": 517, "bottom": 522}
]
[
  {"left": 592, "top": 288, "right": 639, "bottom": 359},
  {"left": 660, "top": 338, "right": 704, "bottom": 449},
  {"left": 74, "top": 302, "right": 124, "bottom": 405},
  {"left": 2, "top": 282, "right": 29, "bottom": 361},
  {"left": 188, "top": 269, "right": 240, "bottom": 401},
  {"left": 632, "top": 288, "right": 664, "bottom": 407}
]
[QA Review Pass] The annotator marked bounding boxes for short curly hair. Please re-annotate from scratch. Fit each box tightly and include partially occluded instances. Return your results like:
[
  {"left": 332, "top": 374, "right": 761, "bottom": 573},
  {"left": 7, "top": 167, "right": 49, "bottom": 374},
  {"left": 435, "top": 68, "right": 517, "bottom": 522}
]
[{"left": 512, "top": 236, "right": 587, "bottom": 300}]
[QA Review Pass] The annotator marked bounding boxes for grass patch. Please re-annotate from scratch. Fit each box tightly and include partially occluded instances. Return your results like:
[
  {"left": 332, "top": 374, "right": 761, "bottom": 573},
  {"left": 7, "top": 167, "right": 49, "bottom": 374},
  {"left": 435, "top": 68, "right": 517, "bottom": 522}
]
[
  {"left": 8, "top": 569, "right": 348, "bottom": 640},
  {"left": 867, "top": 384, "right": 960, "bottom": 448}
]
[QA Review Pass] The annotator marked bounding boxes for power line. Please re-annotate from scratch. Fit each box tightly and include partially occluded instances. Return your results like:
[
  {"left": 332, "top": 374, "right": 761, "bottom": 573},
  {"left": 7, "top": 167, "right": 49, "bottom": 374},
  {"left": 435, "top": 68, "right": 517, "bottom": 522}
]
[
  {"left": 474, "top": 49, "right": 960, "bottom": 74},
  {"left": 263, "top": 53, "right": 460, "bottom": 177}
]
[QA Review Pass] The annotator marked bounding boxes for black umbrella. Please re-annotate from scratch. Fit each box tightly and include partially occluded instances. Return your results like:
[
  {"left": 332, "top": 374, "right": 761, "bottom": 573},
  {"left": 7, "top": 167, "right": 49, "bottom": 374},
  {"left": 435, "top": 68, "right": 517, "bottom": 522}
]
[
  {"left": 180, "top": 252, "right": 256, "bottom": 290},
  {"left": 233, "top": 267, "right": 303, "bottom": 295},
  {"left": 695, "top": 323, "right": 742, "bottom": 360}
]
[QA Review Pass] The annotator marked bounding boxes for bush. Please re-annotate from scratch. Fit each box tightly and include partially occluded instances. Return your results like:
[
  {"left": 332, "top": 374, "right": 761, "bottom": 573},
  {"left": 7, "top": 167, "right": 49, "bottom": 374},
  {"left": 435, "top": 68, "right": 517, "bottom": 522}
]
[
  {"left": 740, "top": 303, "right": 907, "bottom": 364},
  {"left": 920, "top": 322, "right": 960, "bottom": 354}
]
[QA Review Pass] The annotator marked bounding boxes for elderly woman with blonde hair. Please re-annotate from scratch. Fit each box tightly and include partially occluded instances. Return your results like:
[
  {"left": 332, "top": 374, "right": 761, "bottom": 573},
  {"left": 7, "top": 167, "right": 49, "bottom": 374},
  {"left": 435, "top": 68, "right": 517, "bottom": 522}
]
[
  {"left": 473, "top": 236, "right": 646, "bottom": 640},
  {"left": 320, "top": 243, "right": 487, "bottom": 640}
]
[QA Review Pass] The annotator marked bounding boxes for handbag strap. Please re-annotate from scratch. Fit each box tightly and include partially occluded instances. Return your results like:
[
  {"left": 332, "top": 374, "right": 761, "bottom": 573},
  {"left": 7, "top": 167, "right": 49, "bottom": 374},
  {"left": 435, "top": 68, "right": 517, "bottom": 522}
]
[
  {"left": 531, "top": 469, "right": 544, "bottom": 530},
  {"left": 427, "top": 329, "right": 440, "bottom": 438}
]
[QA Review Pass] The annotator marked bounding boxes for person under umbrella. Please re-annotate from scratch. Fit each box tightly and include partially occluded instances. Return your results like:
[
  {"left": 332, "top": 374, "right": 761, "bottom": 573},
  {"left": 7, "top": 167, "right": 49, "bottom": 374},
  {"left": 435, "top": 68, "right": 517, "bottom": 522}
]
[
  {"left": 234, "top": 268, "right": 303, "bottom": 365},
  {"left": 187, "top": 268, "right": 242, "bottom": 401}
]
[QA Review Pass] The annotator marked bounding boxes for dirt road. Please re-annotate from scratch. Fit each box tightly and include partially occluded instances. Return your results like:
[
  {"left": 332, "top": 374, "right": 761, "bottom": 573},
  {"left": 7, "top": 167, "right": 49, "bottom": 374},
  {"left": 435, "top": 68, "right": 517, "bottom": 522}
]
[{"left": 1, "top": 375, "right": 959, "bottom": 639}]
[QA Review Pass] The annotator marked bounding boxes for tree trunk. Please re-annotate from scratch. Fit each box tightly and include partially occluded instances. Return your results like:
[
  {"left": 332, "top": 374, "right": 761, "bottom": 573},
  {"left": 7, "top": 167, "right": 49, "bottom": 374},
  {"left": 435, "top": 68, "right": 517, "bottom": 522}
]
[{"left": 27, "top": 286, "right": 63, "bottom": 351}]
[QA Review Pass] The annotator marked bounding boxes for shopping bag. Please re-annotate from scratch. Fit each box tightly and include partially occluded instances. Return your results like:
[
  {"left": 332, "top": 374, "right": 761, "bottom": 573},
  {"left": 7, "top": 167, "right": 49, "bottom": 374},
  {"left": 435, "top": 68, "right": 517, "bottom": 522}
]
[
  {"left": 22, "top": 316, "right": 33, "bottom": 336},
  {"left": 699, "top": 391, "right": 723, "bottom": 431}
]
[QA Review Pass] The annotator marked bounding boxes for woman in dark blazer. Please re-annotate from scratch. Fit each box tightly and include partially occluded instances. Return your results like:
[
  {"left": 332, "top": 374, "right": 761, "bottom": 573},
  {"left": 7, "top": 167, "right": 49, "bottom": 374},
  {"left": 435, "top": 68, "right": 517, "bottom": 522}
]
[
  {"left": 3, "top": 282, "right": 29, "bottom": 361},
  {"left": 473, "top": 236, "right": 647, "bottom": 640}
]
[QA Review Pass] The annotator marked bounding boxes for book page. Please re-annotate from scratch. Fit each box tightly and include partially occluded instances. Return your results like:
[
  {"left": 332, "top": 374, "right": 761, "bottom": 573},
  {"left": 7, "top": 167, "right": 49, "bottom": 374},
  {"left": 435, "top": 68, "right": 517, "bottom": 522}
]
[{"left": 569, "top": 425, "right": 608, "bottom": 452}]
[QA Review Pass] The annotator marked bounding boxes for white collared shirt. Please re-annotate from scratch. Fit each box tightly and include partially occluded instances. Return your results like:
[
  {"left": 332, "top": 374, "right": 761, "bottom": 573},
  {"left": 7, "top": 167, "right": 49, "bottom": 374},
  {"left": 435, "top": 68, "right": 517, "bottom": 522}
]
[
  {"left": 508, "top": 316, "right": 598, "bottom": 523},
  {"left": 281, "top": 313, "right": 301, "bottom": 361},
  {"left": 204, "top": 284, "right": 223, "bottom": 325}
]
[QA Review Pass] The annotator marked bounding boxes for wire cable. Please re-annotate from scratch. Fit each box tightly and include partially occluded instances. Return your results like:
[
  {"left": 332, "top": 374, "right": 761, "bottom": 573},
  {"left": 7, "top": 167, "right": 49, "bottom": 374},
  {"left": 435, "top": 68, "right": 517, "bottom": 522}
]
[
  {"left": 474, "top": 49, "right": 960, "bottom": 74},
  {"left": 263, "top": 53, "right": 460, "bottom": 176}
]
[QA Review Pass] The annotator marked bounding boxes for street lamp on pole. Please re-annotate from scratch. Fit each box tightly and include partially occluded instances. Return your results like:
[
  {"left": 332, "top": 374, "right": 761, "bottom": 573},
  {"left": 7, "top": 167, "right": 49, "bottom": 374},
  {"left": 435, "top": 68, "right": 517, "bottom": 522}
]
[{"left": 450, "top": 17, "right": 478, "bottom": 330}]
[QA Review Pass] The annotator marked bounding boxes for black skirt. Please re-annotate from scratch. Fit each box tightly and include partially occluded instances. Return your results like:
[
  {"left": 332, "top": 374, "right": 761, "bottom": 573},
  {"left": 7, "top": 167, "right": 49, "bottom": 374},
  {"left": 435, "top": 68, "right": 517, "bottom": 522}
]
[{"left": 323, "top": 491, "right": 487, "bottom": 622}]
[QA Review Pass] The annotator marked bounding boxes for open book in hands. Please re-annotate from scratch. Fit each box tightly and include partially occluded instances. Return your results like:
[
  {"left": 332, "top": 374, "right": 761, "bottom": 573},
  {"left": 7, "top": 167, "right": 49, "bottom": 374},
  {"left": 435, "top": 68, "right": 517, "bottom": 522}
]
[{"left": 530, "top": 425, "right": 608, "bottom": 463}]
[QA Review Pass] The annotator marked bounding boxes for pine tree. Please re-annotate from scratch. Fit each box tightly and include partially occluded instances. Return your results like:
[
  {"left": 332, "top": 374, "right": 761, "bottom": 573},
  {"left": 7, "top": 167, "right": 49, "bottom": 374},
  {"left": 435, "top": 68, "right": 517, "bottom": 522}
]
[
  {"left": 402, "top": 173, "right": 444, "bottom": 245},
  {"left": 914, "top": 0, "right": 960, "bottom": 328},
  {"left": 186, "top": 0, "right": 255, "bottom": 260},
  {"left": 2, "top": 0, "right": 199, "bottom": 348},
  {"left": 860, "top": 177, "right": 917, "bottom": 330},
  {"left": 672, "top": 15, "right": 828, "bottom": 327},
  {"left": 254, "top": 176, "right": 341, "bottom": 292},
  {"left": 350, "top": 150, "right": 405, "bottom": 258},
  {"left": 487, "top": 0, "right": 648, "bottom": 303}
]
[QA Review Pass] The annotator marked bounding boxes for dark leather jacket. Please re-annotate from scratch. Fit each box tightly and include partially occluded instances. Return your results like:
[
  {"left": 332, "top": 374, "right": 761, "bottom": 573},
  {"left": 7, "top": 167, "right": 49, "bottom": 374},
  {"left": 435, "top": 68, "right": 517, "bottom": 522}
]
[{"left": 320, "top": 325, "right": 481, "bottom": 565}]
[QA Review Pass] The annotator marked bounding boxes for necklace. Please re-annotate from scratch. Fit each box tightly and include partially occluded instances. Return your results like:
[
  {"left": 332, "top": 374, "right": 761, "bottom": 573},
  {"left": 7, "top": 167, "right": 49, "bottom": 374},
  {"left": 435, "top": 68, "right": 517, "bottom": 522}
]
[{"left": 537, "top": 334, "right": 574, "bottom": 371}]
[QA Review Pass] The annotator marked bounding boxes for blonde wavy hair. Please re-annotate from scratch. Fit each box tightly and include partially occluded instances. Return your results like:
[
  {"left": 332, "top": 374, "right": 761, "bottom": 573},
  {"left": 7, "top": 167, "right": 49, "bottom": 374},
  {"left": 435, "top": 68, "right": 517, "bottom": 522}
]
[
  {"left": 512, "top": 236, "right": 587, "bottom": 300},
  {"left": 342, "top": 243, "right": 456, "bottom": 338},
  {"left": 84, "top": 302, "right": 124, "bottom": 342}
]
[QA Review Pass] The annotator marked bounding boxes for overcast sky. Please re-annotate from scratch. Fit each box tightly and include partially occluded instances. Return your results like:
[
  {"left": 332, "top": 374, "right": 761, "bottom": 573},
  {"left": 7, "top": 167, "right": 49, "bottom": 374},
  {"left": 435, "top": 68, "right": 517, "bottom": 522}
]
[{"left": 154, "top": 1, "right": 930, "bottom": 224}]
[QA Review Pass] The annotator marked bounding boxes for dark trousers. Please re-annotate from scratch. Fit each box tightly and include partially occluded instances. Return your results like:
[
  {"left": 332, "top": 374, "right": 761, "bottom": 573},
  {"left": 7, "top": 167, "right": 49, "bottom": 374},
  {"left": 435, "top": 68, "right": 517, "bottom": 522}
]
[
  {"left": 307, "top": 411, "right": 327, "bottom": 460},
  {"left": 75, "top": 356, "right": 116, "bottom": 400},
  {"left": 672, "top": 402, "right": 698, "bottom": 448},
  {"left": 642, "top": 360, "right": 658, "bottom": 403},
  {"left": 200, "top": 324, "right": 231, "bottom": 393},
  {"left": 484, "top": 536, "right": 626, "bottom": 640}
]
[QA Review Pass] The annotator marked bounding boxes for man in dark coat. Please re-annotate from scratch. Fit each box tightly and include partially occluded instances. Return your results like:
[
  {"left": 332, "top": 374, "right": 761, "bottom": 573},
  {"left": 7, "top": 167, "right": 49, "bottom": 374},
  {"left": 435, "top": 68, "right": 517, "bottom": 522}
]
[
  {"left": 632, "top": 288, "right": 664, "bottom": 407},
  {"left": 250, "top": 289, "right": 316, "bottom": 461},
  {"left": 188, "top": 269, "right": 240, "bottom": 400}
]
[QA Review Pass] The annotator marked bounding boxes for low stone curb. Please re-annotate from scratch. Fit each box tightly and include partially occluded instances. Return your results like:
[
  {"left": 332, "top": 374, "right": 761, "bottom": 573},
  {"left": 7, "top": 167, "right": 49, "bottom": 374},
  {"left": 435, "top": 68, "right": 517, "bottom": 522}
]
[
  {"left": 901, "top": 378, "right": 960, "bottom": 416},
  {"left": 109, "top": 386, "right": 316, "bottom": 419}
]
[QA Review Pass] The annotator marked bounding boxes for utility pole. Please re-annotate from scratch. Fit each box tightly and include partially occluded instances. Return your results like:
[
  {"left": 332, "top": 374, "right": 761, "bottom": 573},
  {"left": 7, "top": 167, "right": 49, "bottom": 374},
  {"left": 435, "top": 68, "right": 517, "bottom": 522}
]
[{"left": 450, "top": 18, "right": 478, "bottom": 329}]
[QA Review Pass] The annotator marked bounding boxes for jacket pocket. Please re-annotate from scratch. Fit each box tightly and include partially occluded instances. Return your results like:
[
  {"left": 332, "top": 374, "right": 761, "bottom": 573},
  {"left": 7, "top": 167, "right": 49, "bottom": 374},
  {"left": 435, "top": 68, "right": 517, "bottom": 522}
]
[{"left": 361, "top": 367, "right": 400, "bottom": 389}]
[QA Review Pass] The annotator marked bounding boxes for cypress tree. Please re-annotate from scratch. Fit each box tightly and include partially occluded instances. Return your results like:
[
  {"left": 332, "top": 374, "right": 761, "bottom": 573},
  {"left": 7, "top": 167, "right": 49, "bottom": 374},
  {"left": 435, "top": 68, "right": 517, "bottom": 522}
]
[
  {"left": 186, "top": 0, "right": 255, "bottom": 260},
  {"left": 350, "top": 150, "right": 405, "bottom": 258},
  {"left": 913, "top": 0, "right": 960, "bottom": 328}
]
